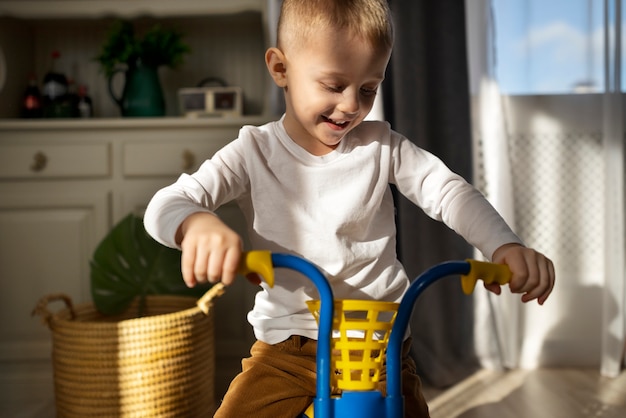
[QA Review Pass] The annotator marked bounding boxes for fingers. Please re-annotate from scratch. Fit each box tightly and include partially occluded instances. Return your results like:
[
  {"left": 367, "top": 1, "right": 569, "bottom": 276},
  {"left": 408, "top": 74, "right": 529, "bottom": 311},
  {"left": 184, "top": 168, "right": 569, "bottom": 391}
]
[
  {"left": 483, "top": 282, "right": 502, "bottom": 295},
  {"left": 530, "top": 255, "right": 555, "bottom": 305},
  {"left": 221, "top": 247, "right": 242, "bottom": 286},
  {"left": 181, "top": 244, "right": 199, "bottom": 287},
  {"left": 181, "top": 242, "right": 242, "bottom": 287},
  {"left": 494, "top": 245, "right": 556, "bottom": 305},
  {"left": 513, "top": 251, "right": 555, "bottom": 305},
  {"left": 206, "top": 247, "right": 227, "bottom": 283},
  {"left": 178, "top": 213, "right": 243, "bottom": 287}
]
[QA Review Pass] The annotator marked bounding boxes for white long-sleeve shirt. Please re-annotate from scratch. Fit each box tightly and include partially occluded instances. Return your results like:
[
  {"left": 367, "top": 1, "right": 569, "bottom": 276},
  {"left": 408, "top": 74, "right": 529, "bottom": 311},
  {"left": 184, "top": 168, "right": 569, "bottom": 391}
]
[{"left": 144, "top": 117, "right": 522, "bottom": 344}]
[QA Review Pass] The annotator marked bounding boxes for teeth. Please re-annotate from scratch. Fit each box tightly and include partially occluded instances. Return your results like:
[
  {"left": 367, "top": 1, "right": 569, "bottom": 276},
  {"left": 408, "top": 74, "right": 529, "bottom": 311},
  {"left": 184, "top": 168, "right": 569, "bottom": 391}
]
[{"left": 324, "top": 116, "right": 348, "bottom": 126}]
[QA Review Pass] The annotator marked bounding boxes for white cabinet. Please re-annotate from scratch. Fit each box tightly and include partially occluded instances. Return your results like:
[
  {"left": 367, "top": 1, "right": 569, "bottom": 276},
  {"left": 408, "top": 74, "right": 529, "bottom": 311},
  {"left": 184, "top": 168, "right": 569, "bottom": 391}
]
[
  {"left": 0, "top": 191, "right": 109, "bottom": 406},
  {"left": 0, "top": 117, "right": 270, "bottom": 411},
  {"left": 0, "top": 130, "right": 112, "bottom": 405}
]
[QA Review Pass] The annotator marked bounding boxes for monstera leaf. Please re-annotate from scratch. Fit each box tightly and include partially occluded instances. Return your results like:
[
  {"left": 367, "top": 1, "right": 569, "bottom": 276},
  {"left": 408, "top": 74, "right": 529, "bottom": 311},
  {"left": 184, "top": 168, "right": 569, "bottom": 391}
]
[{"left": 91, "top": 213, "right": 210, "bottom": 315}]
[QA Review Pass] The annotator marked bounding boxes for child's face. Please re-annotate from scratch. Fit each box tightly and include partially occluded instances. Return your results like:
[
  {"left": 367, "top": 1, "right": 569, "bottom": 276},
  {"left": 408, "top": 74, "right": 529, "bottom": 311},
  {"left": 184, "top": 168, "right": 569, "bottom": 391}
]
[{"left": 268, "top": 27, "right": 391, "bottom": 156}]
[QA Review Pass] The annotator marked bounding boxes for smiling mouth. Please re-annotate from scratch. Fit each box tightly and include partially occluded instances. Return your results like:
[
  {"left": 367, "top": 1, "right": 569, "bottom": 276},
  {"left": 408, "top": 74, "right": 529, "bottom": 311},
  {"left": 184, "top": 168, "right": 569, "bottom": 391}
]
[{"left": 322, "top": 115, "right": 349, "bottom": 129}]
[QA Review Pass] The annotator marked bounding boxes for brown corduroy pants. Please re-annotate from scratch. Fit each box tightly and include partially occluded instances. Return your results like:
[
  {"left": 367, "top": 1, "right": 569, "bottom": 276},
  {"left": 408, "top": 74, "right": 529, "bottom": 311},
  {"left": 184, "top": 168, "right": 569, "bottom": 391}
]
[{"left": 213, "top": 336, "right": 430, "bottom": 417}]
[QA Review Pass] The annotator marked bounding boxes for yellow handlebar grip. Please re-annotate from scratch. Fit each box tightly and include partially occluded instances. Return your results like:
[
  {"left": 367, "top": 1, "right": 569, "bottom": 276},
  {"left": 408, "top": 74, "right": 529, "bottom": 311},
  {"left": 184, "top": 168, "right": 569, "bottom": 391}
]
[
  {"left": 238, "top": 251, "right": 275, "bottom": 287},
  {"left": 461, "top": 259, "right": 512, "bottom": 295}
]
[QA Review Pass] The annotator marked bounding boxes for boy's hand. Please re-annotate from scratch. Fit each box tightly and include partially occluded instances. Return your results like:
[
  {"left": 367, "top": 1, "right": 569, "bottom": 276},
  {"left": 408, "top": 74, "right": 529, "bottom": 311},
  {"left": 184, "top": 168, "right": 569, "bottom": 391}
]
[
  {"left": 176, "top": 212, "right": 243, "bottom": 287},
  {"left": 488, "top": 243, "right": 555, "bottom": 305}
]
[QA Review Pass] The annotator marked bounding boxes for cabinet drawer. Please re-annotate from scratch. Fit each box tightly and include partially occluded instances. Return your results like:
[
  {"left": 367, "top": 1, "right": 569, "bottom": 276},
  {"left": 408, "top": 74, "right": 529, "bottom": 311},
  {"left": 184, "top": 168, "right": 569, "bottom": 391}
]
[
  {"left": 0, "top": 144, "right": 110, "bottom": 179},
  {"left": 123, "top": 141, "right": 225, "bottom": 177}
]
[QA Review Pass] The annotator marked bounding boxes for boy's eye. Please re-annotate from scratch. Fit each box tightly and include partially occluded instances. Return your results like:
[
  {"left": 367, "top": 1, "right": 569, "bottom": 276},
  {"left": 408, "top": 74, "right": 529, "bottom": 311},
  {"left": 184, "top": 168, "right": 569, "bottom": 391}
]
[
  {"left": 322, "top": 83, "right": 378, "bottom": 96},
  {"left": 360, "top": 87, "right": 378, "bottom": 97},
  {"left": 324, "top": 84, "right": 344, "bottom": 93}
]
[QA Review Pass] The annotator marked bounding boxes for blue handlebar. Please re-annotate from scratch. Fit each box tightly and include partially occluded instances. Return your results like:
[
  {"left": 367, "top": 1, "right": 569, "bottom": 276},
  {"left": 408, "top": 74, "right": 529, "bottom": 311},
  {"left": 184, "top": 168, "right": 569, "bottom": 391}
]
[
  {"left": 384, "top": 261, "right": 471, "bottom": 417},
  {"left": 269, "top": 254, "right": 334, "bottom": 418}
]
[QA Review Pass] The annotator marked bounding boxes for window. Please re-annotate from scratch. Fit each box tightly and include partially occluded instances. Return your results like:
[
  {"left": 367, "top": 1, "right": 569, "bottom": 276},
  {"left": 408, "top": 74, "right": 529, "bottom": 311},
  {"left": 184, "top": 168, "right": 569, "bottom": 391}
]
[{"left": 492, "top": 0, "right": 624, "bottom": 94}]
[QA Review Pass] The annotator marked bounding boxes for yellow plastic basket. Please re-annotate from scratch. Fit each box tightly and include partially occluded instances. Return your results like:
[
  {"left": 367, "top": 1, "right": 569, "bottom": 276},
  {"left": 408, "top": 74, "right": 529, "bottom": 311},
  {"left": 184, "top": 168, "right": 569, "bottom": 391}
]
[{"left": 306, "top": 299, "right": 399, "bottom": 391}]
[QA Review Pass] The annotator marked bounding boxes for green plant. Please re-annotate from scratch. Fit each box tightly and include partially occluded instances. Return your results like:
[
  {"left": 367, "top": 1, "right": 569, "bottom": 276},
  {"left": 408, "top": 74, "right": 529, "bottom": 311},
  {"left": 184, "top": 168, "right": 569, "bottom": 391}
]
[
  {"left": 90, "top": 213, "right": 210, "bottom": 315},
  {"left": 96, "top": 20, "right": 191, "bottom": 77}
]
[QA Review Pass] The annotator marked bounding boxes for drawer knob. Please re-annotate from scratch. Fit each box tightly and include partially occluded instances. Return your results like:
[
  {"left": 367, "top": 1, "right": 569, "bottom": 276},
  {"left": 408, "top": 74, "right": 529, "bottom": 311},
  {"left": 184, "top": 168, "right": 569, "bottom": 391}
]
[
  {"left": 30, "top": 151, "right": 48, "bottom": 172},
  {"left": 182, "top": 149, "right": 196, "bottom": 171}
]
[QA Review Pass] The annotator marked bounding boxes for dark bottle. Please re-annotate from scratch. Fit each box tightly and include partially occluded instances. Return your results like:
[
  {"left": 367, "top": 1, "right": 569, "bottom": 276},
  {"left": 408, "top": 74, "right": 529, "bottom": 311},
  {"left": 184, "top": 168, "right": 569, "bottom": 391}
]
[
  {"left": 66, "top": 78, "right": 80, "bottom": 117},
  {"left": 21, "top": 73, "right": 43, "bottom": 118},
  {"left": 77, "top": 84, "right": 94, "bottom": 118},
  {"left": 42, "top": 50, "right": 69, "bottom": 118}
]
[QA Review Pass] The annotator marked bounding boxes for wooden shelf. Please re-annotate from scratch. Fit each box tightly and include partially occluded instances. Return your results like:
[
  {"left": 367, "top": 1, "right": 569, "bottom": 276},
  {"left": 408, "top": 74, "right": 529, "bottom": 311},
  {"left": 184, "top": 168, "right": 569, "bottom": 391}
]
[
  {"left": 0, "top": 6, "right": 273, "bottom": 119},
  {"left": 0, "top": 115, "right": 272, "bottom": 131}
]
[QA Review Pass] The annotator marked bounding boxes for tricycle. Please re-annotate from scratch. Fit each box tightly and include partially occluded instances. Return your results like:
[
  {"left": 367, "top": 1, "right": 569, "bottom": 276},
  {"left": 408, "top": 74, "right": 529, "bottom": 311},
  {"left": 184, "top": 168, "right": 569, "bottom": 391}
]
[{"left": 239, "top": 251, "right": 511, "bottom": 418}]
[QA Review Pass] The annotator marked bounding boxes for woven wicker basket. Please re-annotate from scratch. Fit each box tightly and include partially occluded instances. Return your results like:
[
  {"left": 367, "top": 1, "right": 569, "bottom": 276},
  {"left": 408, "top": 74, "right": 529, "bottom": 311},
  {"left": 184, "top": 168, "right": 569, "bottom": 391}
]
[{"left": 33, "top": 284, "right": 225, "bottom": 418}]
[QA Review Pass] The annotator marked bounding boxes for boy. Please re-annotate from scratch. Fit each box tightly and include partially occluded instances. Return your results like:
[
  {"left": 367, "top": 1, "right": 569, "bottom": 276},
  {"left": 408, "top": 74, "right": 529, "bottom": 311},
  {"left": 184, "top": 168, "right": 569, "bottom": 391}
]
[{"left": 144, "top": 0, "right": 555, "bottom": 416}]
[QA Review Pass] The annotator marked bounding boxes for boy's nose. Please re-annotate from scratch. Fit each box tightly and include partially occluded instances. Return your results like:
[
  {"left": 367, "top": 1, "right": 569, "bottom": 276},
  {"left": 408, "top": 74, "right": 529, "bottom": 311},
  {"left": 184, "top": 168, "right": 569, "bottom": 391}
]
[{"left": 338, "top": 91, "right": 360, "bottom": 116}]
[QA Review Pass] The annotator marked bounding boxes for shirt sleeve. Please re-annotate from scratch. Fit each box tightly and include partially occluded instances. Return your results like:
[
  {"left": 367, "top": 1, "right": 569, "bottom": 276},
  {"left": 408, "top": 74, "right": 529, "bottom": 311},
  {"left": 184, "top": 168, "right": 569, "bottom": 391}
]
[
  {"left": 143, "top": 138, "right": 249, "bottom": 250},
  {"left": 389, "top": 131, "right": 523, "bottom": 260}
]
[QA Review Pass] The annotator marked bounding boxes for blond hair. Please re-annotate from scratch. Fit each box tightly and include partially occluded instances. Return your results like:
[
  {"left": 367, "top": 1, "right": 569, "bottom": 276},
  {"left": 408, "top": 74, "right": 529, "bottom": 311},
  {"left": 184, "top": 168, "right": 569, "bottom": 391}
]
[{"left": 277, "top": 0, "right": 394, "bottom": 52}]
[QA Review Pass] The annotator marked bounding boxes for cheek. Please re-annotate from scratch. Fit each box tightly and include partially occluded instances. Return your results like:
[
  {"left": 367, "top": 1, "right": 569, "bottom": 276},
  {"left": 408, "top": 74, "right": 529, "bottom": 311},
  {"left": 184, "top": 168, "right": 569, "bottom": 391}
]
[{"left": 292, "top": 87, "right": 331, "bottom": 113}]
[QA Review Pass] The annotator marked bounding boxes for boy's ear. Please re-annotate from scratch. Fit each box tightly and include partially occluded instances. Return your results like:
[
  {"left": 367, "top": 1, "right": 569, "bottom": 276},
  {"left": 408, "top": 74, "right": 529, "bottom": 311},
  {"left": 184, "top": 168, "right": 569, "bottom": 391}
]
[{"left": 265, "top": 47, "right": 288, "bottom": 88}]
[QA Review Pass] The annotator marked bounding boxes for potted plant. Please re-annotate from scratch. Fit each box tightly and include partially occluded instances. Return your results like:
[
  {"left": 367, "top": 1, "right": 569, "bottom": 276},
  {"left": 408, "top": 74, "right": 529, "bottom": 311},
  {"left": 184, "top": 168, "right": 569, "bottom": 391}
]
[
  {"left": 90, "top": 212, "right": 210, "bottom": 315},
  {"left": 96, "top": 20, "right": 191, "bottom": 117}
]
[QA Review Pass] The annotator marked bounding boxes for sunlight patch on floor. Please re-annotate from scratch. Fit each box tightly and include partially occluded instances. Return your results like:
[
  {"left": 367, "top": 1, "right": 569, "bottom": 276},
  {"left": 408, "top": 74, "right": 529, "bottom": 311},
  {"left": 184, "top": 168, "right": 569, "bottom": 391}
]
[
  {"left": 428, "top": 369, "right": 528, "bottom": 417},
  {"left": 428, "top": 368, "right": 626, "bottom": 418}
]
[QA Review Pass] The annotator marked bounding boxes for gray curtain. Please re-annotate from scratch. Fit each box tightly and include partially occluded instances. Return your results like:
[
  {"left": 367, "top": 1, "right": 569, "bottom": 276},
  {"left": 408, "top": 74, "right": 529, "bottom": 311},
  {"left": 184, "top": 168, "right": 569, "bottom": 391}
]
[{"left": 384, "top": 0, "right": 478, "bottom": 388}]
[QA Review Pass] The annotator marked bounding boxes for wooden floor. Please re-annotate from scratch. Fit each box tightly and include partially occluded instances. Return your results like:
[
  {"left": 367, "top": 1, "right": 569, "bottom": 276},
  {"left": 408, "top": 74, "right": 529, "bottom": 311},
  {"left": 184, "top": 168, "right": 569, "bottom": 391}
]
[
  {"left": 3, "top": 368, "right": 626, "bottom": 417},
  {"left": 425, "top": 368, "right": 626, "bottom": 418}
]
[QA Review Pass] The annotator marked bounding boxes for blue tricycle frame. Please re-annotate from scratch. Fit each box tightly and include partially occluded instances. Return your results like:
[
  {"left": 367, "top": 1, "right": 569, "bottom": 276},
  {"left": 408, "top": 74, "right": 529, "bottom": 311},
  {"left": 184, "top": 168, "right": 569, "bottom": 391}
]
[{"left": 239, "top": 251, "right": 511, "bottom": 418}]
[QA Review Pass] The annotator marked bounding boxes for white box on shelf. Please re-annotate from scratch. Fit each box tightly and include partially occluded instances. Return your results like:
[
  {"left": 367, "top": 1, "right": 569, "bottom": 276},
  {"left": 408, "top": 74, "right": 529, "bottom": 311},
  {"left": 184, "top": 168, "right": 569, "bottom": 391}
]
[{"left": 178, "top": 86, "right": 243, "bottom": 118}]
